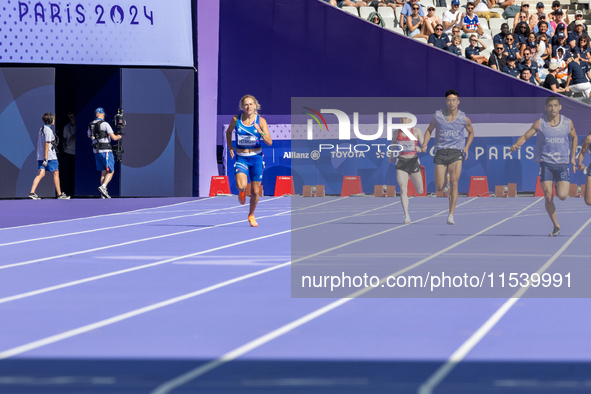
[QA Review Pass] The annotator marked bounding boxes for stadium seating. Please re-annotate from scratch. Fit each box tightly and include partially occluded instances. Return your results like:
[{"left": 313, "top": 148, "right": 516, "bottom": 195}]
[
  {"left": 360, "top": 6, "right": 374, "bottom": 19},
  {"left": 378, "top": 7, "right": 397, "bottom": 29},
  {"left": 342, "top": 6, "right": 359, "bottom": 16}
]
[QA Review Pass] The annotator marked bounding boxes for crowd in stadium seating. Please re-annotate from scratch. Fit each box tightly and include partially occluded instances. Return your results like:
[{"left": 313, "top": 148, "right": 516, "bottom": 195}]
[{"left": 330, "top": 0, "right": 591, "bottom": 101}]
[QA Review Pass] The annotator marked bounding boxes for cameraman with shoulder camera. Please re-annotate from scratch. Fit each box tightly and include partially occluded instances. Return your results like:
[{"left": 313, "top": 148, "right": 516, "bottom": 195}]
[{"left": 88, "top": 108, "right": 122, "bottom": 199}]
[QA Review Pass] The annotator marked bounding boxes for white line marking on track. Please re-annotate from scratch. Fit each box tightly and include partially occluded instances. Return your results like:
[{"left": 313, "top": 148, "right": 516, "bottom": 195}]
[
  {"left": 0, "top": 198, "right": 213, "bottom": 231},
  {"left": 417, "top": 216, "right": 591, "bottom": 394},
  {"left": 149, "top": 198, "right": 540, "bottom": 394},
  {"left": 0, "top": 198, "right": 421, "bottom": 357},
  {"left": 0, "top": 202, "right": 266, "bottom": 248}
]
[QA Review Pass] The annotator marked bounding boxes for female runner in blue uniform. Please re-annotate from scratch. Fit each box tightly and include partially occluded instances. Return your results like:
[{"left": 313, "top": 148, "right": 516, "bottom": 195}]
[
  {"left": 511, "top": 95, "right": 578, "bottom": 236},
  {"left": 225, "top": 95, "right": 273, "bottom": 227}
]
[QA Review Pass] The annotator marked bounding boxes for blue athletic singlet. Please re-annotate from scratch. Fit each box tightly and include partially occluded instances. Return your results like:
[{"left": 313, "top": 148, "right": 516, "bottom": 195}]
[
  {"left": 433, "top": 109, "right": 468, "bottom": 151},
  {"left": 535, "top": 115, "right": 571, "bottom": 164},
  {"left": 234, "top": 114, "right": 262, "bottom": 150}
]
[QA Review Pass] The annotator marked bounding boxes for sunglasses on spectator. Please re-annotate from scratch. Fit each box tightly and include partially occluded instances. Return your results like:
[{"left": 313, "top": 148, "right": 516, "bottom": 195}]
[
  {"left": 436, "top": 28, "right": 443, "bottom": 30},
  {"left": 467, "top": 7, "right": 474, "bottom": 9},
  {"left": 496, "top": 46, "right": 504, "bottom": 50},
  {"left": 413, "top": 6, "right": 419, "bottom": 9},
  {"left": 506, "top": 38, "right": 514, "bottom": 41}
]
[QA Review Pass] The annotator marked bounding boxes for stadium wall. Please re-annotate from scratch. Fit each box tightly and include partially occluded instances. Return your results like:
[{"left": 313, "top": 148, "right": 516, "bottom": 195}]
[{"left": 215, "top": 0, "right": 591, "bottom": 194}]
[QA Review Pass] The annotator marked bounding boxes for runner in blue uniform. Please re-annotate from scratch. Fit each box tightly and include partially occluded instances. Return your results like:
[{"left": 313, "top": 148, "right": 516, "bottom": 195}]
[
  {"left": 422, "top": 89, "right": 475, "bottom": 225},
  {"left": 225, "top": 95, "right": 273, "bottom": 227},
  {"left": 511, "top": 95, "right": 578, "bottom": 236},
  {"left": 576, "top": 130, "right": 591, "bottom": 206}
]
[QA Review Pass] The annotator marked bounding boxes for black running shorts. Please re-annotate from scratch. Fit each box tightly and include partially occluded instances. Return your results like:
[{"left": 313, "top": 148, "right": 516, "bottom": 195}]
[
  {"left": 395, "top": 156, "right": 421, "bottom": 175},
  {"left": 434, "top": 148, "right": 464, "bottom": 166}
]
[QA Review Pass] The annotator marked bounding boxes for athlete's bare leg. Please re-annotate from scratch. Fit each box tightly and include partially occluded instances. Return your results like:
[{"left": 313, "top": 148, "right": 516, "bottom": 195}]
[
  {"left": 409, "top": 170, "right": 424, "bottom": 195},
  {"left": 586, "top": 176, "right": 591, "bottom": 206},
  {"left": 447, "top": 160, "right": 462, "bottom": 216},
  {"left": 236, "top": 172, "right": 248, "bottom": 205},
  {"left": 542, "top": 180, "right": 559, "bottom": 229},
  {"left": 396, "top": 170, "right": 411, "bottom": 222},
  {"left": 434, "top": 164, "right": 448, "bottom": 192},
  {"left": 249, "top": 181, "right": 261, "bottom": 216},
  {"left": 555, "top": 181, "right": 569, "bottom": 201}
]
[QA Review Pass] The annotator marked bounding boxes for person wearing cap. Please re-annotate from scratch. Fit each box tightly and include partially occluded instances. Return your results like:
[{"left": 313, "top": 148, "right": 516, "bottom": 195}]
[
  {"left": 568, "top": 20, "right": 586, "bottom": 50},
  {"left": 566, "top": 52, "right": 591, "bottom": 99},
  {"left": 465, "top": 34, "right": 489, "bottom": 63},
  {"left": 425, "top": 5, "right": 442, "bottom": 33},
  {"left": 87, "top": 107, "right": 122, "bottom": 199},
  {"left": 28, "top": 112, "right": 70, "bottom": 200},
  {"left": 567, "top": 10, "right": 587, "bottom": 34},
  {"left": 494, "top": 23, "right": 510, "bottom": 45},
  {"left": 543, "top": 61, "right": 570, "bottom": 93},
  {"left": 472, "top": 0, "right": 500, "bottom": 23},
  {"left": 549, "top": 0, "right": 570, "bottom": 25},
  {"left": 552, "top": 30, "right": 572, "bottom": 57},
  {"left": 428, "top": 24, "right": 452, "bottom": 48},
  {"left": 550, "top": 8, "right": 567, "bottom": 31},
  {"left": 502, "top": 55, "right": 521, "bottom": 76},
  {"left": 442, "top": 0, "right": 464, "bottom": 36},
  {"left": 528, "top": 2, "right": 545, "bottom": 30}
]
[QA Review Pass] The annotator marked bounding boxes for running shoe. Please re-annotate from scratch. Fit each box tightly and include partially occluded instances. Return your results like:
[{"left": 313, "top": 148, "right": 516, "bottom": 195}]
[
  {"left": 28, "top": 192, "right": 40, "bottom": 200},
  {"left": 57, "top": 193, "right": 70, "bottom": 200},
  {"left": 248, "top": 215, "right": 258, "bottom": 227},
  {"left": 98, "top": 185, "right": 111, "bottom": 199},
  {"left": 238, "top": 190, "right": 246, "bottom": 205},
  {"left": 447, "top": 214, "right": 455, "bottom": 225},
  {"left": 404, "top": 215, "right": 411, "bottom": 224},
  {"left": 549, "top": 226, "right": 560, "bottom": 237}
]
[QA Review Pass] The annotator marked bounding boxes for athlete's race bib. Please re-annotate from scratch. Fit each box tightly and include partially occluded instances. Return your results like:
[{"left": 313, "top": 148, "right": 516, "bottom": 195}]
[{"left": 238, "top": 134, "right": 257, "bottom": 147}]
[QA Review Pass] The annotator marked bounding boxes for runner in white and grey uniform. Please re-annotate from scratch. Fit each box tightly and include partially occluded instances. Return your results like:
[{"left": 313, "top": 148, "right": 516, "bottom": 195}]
[
  {"left": 511, "top": 95, "right": 578, "bottom": 237},
  {"left": 576, "top": 130, "right": 591, "bottom": 206},
  {"left": 423, "top": 89, "right": 475, "bottom": 225}
]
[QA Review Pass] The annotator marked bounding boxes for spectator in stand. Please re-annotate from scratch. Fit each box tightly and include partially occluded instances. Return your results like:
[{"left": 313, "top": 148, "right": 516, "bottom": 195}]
[
  {"left": 566, "top": 52, "right": 591, "bottom": 98},
  {"left": 552, "top": 31, "right": 571, "bottom": 57},
  {"left": 462, "top": 2, "right": 487, "bottom": 38},
  {"left": 549, "top": 1, "right": 569, "bottom": 25},
  {"left": 490, "top": 42, "right": 508, "bottom": 69},
  {"left": 550, "top": 8, "right": 568, "bottom": 32},
  {"left": 520, "top": 67, "right": 533, "bottom": 82},
  {"left": 544, "top": 61, "right": 570, "bottom": 93},
  {"left": 436, "top": 0, "right": 447, "bottom": 7},
  {"left": 574, "top": 35, "right": 591, "bottom": 71},
  {"left": 407, "top": 4, "right": 432, "bottom": 38},
  {"left": 466, "top": 34, "right": 489, "bottom": 63},
  {"left": 442, "top": 0, "right": 464, "bottom": 36},
  {"left": 368, "top": 12, "right": 386, "bottom": 26},
  {"left": 429, "top": 24, "right": 452, "bottom": 48},
  {"left": 535, "top": 34, "right": 551, "bottom": 69},
  {"left": 504, "top": 33, "right": 522, "bottom": 60},
  {"left": 400, "top": 0, "right": 425, "bottom": 30},
  {"left": 425, "top": 6, "right": 442, "bottom": 34},
  {"left": 535, "top": 20, "right": 553, "bottom": 40},
  {"left": 473, "top": 0, "right": 500, "bottom": 23},
  {"left": 569, "top": 20, "right": 586, "bottom": 50},
  {"left": 514, "top": 21, "right": 531, "bottom": 45},
  {"left": 448, "top": 34, "right": 463, "bottom": 55},
  {"left": 552, "top": 47, "right": 571, "bottom": 81},
  {"left": 567, "top": 10, "right": 587, "bottom": 34},
  {"left": 514, "top": 10, "right": 530, "bottom": 30},
  {"left": 521, "top": 32, "right": 539, "bottom": 58},
  {"left": 503, "top": 55, "right": 521, "bottom": 76},
  {"left": 494, "top": 23, "right": 510, "bottom": 45},
  {"left": 325, "top": 0, "right": 338, "bottom": 5},
  {"left": 519, "top": 47, "right": 542, "bottom": 84},
  {"left": 338, "top": 0, "right": 363, "bottom": 8},
  {"left": 529, "top": 2, "right": 546, "bottom": 29}
]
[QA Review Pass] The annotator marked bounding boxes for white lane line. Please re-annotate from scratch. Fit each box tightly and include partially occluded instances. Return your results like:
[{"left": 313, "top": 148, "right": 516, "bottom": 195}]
[
  {"left": 150, "top": 198, "right": 540, "bottom": 394},
  {"left": 0, "top": 198, "right": 214, "bottom": 232},
  {"left": 0, "top": 199, "right": 285, "bottom": 270},
  {"left": 417, "top": 216, "right": 591, "bottom": 394},
  {"left": 0, "top": 199, "right": 394, "bottom": 305},
  {"left": 0, "top": 199, "right": 453, "bottom": 360}
]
